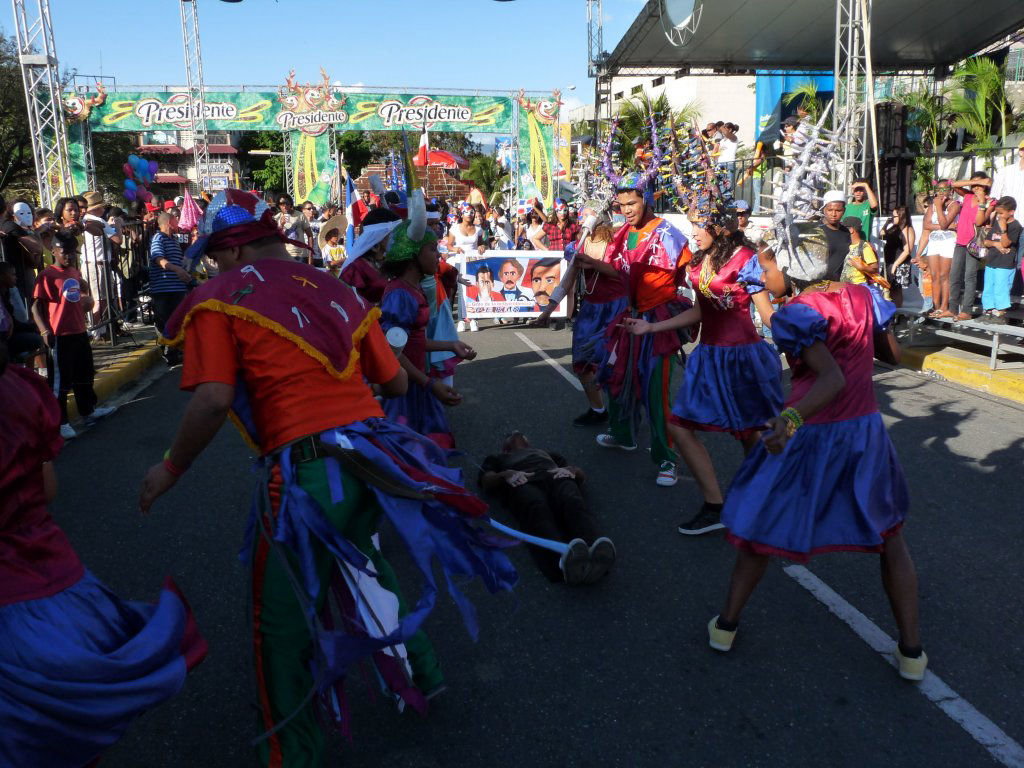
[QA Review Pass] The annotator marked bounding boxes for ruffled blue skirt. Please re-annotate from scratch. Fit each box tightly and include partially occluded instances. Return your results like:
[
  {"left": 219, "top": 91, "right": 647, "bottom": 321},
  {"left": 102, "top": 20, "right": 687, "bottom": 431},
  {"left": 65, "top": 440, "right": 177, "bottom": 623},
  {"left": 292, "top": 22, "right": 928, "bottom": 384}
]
[
  {"left": 572, "top": 297, "right": 628, "bottom": 374},
  {"left": 0, "top": 571, "right": 205, "bottom": 766},
  {"left": 382, "top": 383, "right": 453, "bottom": 449},
  {"left": 671, "top": 341, "right": 783, "bottom": 439},
  {"left": 723, "top": 412, "right": 909, "bottom": 562}
]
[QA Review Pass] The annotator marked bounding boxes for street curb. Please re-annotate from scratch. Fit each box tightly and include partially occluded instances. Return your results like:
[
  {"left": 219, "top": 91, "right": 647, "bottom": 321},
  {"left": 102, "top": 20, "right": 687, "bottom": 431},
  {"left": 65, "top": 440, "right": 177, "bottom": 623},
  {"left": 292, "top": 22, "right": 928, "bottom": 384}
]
[
  {"left": 900, "top": 345, "right": 1024, "bottom": 404},
  {"left": 68, "top": 344, "right": 162, "bottom": 422}
]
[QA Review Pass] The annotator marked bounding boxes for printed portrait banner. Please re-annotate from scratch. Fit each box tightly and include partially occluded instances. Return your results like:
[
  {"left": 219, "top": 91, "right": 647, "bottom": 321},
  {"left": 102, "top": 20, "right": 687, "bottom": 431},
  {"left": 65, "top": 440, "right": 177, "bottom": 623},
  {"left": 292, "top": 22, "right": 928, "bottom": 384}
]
[
  {"left": 456, "top": 251, "right": 568, "bottom": 319},
  {"left": 83, "top": 91, "right": 514, "bottom": 134}
]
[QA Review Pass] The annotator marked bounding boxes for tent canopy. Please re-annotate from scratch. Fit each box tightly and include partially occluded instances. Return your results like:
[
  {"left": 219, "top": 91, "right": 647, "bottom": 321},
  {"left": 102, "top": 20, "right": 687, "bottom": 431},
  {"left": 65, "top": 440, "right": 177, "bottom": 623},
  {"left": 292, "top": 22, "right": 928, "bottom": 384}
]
[
  {"left": 413, "top": 149, "right": 470, "bottom": 169},
  {"left": 606, "top": 0, "right": 1024, "bottom": 73}
]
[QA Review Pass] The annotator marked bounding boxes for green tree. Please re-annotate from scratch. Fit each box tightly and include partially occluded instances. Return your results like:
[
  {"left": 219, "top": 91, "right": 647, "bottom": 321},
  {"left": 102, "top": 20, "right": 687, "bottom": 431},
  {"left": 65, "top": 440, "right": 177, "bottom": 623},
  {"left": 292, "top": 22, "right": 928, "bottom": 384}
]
[
  {"left": 462, "top": 154, "right": 509, "bottom": 202},
  {"left": 336, "top": 131, "right": 372, "bottom": 178},
  {"left": 948, "top": 56, "right": 1012, "bottom": 153},
  {"left": 91, "top": 132, "right": 138, "bottom": 199},
  {"left": 237, "top": 131, "right": 284, "bottom": 193},
  {"left": 0, "top": 34, "right": 35, "bottom": 193},
  {"left": 614, "top": 92, "right": 701, "bottom": 167},
  {"left": 783, "top": 81, "right": 823, "bottom": 123}
]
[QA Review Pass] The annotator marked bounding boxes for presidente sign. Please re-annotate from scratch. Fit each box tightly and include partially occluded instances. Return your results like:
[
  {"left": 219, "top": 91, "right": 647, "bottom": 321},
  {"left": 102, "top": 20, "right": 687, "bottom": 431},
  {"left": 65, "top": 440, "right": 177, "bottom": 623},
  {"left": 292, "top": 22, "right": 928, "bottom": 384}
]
[{"left": 85, "top": 91, "right": 513, "bottom": 133}]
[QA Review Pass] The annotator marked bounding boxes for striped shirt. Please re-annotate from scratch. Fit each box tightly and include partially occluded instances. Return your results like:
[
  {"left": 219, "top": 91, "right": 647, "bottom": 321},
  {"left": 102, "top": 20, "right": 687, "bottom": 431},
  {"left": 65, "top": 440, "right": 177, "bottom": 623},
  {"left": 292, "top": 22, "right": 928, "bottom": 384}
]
[{"left": 149, "top": 231, "right": 188, "bottom": 294}]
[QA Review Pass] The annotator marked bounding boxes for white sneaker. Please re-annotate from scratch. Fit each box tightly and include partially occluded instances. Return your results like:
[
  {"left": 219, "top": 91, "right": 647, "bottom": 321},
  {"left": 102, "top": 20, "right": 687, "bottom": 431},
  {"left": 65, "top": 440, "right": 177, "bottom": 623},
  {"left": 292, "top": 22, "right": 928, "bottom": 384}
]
[
  {"left": 469, "top": 319, "right": 479, "bottom": 332},
  {"left": 60, "top": 423, "right": 78, "bottom": 440},
  {"left": 85, "top": 405, "right": 116, "bottom": 426},
  {"left": 457, "top": 320, "right": 467, "bottom": 333}
]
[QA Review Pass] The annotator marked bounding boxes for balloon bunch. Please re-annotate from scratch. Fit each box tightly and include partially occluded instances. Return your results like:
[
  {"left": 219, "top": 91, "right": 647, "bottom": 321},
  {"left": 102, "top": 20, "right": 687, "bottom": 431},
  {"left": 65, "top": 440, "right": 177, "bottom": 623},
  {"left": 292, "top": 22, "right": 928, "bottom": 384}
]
[{"left": 123, "top": 154, "right": 159, "bottom": 203}]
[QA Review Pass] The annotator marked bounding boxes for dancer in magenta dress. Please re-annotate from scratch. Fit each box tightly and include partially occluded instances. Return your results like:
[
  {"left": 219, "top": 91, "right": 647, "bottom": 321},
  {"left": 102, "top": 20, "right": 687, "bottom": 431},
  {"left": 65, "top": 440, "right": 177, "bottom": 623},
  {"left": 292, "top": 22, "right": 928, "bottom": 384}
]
[
  {"left": 0, "top": 345, "right": 206, "bottom": 766},
  {"left": 707, "top": 246, "right": 927, "bottom": 682},
  {"left": 626, "top": 225, "right": 783, "bottom": 534}
]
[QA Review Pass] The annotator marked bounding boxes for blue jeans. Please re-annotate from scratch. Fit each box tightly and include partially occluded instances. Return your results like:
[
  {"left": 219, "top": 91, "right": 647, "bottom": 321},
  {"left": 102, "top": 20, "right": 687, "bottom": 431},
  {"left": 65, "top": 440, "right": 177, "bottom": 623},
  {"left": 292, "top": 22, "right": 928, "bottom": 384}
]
[{"left": 981, "top": 267, "right": 1014, "bottom": 311}]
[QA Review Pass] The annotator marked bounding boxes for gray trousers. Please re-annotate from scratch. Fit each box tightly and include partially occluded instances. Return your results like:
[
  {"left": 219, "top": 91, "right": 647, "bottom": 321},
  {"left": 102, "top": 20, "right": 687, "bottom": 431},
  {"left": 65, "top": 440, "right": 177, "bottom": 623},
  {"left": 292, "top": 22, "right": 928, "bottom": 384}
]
[{"left": 948, "top": 244, "right": 980, "bottom": 315}]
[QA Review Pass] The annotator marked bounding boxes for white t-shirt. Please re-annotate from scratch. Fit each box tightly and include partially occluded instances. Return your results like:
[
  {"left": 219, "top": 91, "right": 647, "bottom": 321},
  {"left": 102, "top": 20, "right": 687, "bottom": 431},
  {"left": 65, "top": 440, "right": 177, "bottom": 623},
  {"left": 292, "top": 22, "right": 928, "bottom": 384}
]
[
  {"left": 992, "top": 163, "right": 1024, "bottom": 211},
  {"left": 451, "top": 225, "right": 482, "bottom": 254},
  {"left": 718, "top": 137, "right": 738, "bottom": 163}
]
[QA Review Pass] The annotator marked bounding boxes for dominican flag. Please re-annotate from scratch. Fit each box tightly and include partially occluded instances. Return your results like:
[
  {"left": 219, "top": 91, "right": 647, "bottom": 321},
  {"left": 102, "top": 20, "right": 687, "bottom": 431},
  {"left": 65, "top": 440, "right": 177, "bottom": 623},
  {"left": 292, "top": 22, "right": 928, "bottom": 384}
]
[
  {"left": 344, "top": 169, "right": 356, "bottom": 249},
  {"left": 415, "top": 129, "right": 429, "bottom": 166}
]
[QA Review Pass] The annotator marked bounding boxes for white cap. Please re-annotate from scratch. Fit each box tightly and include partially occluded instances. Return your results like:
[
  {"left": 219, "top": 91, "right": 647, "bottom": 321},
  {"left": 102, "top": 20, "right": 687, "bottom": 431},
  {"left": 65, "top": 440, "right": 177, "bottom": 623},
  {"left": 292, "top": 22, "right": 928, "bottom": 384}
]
[{"left": 822, "top": 190, "right": 846, "bottom": 205}]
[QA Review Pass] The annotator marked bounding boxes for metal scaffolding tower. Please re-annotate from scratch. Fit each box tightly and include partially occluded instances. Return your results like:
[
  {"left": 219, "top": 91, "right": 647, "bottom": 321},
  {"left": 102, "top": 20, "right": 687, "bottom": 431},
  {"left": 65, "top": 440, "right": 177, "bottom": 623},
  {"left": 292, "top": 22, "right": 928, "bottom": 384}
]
[
  {"left": 12, "top": 0, "right": 73, "bottom": 206},
  {"left": 587, "top": 0, "right": 611, "bottom": 139},
  {"left": 833, "top": 0, "right": 873, "bottom": 191},
  {"left": 180, "top": 0, "right": 211, "bottom": 192},
  {"left": 283, "top": 131, "right": 294, "bottom": 198}
]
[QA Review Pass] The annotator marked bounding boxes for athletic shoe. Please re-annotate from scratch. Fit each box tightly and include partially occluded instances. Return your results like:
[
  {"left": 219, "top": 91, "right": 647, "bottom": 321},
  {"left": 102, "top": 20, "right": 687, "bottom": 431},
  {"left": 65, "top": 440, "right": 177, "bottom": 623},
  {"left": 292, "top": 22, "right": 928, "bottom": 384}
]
[
  {"left": 595, "top": 433, "right": 637, "bottom": 451},
  {"left": 582, "top": 537, "right": 616, "bottom": 584},
  {"left": 457, "top": 320, "right": 467, "bottom": 333},
  {"left": 989, "top": 314, "right": 1008, "bottom": 325},
  {"left": 572, "top": 408, "right": 608, "bottom": 427},
  {"left": 656, "top": 461, "right": 677, "bottom": 487},
  {"left": 708, "top": 615, "right": 736, "bottom": 652},
  {"left": 469, "top": 319, "right": 479, "bottom": 332},
  {"left": 893, "top": 647, "right": 928, "bottom": 681},
  {"left": 678, "top": 504, "right": 725, "bottom": 535},
  {"left": 559, "top": 538, "right": 589, "bottom": 585},
  {"left": 60, "top": 423, "right": 78, "bottom": 440},
  {"left": 85, "top": 405, "right": 117, "bottom": 426}
]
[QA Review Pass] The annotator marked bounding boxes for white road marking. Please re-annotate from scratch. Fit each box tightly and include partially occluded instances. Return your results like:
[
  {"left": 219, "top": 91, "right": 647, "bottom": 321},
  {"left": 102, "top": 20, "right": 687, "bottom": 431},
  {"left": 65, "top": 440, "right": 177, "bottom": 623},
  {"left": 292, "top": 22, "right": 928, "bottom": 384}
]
[
  {"left": 518, "top": 326, "right": 1024, "bottom": 766},
  {"left": 785, "top": 565, "right": 1024, "bottom": 768},
  {"left": 514, "top": 332, "right": 583, "bottom": 391}
]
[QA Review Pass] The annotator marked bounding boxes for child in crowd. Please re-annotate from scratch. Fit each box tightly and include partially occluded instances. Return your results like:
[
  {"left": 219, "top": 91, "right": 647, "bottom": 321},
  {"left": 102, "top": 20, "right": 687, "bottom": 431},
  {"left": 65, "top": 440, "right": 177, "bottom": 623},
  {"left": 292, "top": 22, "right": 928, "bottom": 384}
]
[
  {"left": 322, "top": 228, "right": 347, "bottom": 275},
  {"left": 31, "top": 230, "right": 115, "bottom": 439},
  {"left": 980, "top": 196, "right": 1021, "bottom": 325},
  {"left": 840, "top": 216, "right": 879, "bottom": 285}
]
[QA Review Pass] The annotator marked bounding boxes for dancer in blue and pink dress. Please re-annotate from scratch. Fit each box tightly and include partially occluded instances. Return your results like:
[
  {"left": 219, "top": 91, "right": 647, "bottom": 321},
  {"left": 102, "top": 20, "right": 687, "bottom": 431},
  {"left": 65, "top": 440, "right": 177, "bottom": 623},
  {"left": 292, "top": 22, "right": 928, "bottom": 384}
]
[
  {"left": 0, "top": 345, "right": 206, "bottom": 765},
  {"left": 706, "top": 249, "right": 927, "bottom": 681},
  {"left": 625, "top": 225, "right": 783, "bottom": 534}
]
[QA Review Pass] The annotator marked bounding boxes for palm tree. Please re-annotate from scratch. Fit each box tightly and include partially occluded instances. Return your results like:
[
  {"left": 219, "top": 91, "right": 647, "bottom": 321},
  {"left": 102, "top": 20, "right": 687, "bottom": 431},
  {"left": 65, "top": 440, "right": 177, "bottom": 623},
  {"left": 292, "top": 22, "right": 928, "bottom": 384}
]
[
  {"left": 783, "top": 81, "right": 822, "bottom": 123},
  {"left": 462, "top": 154, "right": 509, "bottom": 202},
  {"left": 888, "top": 84, "right": 953, "bottom": 205},
  {"left": 614, "top": 92, "right": 702, "bottom": 167},
  {"left": 948, "top": 56, "right": 1011, "bottom": 152}
]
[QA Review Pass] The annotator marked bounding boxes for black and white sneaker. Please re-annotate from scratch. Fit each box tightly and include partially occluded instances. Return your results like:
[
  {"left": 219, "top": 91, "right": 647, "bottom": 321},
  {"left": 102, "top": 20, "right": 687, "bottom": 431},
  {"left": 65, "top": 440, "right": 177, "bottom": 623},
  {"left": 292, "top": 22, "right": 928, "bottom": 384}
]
[
  {"left": 678, "top": 504, "right": 725, "bottom": 536},
  {"left": 572, "top": 408, "right": 608, "bottom": 427},
  {"left": 560, "top": 538, "right": 590, "bottom": 585}
]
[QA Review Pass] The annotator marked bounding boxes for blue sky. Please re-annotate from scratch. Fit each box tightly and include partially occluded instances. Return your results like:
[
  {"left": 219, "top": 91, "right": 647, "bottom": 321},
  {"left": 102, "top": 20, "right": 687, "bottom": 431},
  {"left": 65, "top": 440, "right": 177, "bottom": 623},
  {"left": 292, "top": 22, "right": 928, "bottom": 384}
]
[{"left": 0, "top": 0, "right": 644, "bottom": 108}]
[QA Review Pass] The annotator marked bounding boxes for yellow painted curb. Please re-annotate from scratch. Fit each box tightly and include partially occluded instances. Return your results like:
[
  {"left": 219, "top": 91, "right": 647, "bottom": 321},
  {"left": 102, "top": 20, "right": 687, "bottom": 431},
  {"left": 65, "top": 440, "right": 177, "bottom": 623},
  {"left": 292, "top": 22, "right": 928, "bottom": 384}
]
[
  {"left": 67, "top": 345, "right": 162, "bottom": 422},
  {"left": 900, "top": 345, "right": 1024, "bottom": 404}
]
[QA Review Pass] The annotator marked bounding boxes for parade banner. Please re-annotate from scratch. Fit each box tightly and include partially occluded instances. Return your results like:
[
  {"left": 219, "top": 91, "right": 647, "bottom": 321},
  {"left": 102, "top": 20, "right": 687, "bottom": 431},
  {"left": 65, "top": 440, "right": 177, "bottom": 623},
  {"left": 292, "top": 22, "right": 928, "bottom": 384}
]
[
  {"left": 456, "top": 251, "right": 568, "bottom": 319},
  {"left": 83, "top": 91, "right": 514, "bottom": 134},
  {"left": 290, "top": 130, "right": 335, "bottom": 204},
  {"left": 516, "top": 91, "right": 562, "bottom": 210}
]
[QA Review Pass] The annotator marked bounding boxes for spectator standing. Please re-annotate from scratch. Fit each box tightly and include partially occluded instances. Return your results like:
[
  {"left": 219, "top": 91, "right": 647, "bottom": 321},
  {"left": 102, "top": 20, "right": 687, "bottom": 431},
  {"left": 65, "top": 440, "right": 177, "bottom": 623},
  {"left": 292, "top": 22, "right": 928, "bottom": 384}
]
[
  {"left": 947, "top": 173, "right": 992, "bottom": 320},
  {"left": 0, "top": 261, "right": 43, "bottom": 364},
  {"left": 0, "top": 197, "right": 43, "bottom": 314},
  {"left": 274, "top": 193, "right": 313, "bottom": 264},
  {"left": 472, "top": 205, "right": 493, "bottom": 248},
  {"left": 990, "top": 140, "right": 1024, "bottom": 267},
  {"left": 80, "top": 191, "right": 123, "bottom": 333},
  {"left": 717, "top": 123, "right": 739, "bottom": 164},
  {"left": 880, "top": 206, "right": 916, "bottom": 307},
  {"left": 919, "top": 181, "right": 960, "bottom": 318},
  {"left": 148, "top": 212, "right": 192, "bottom": 364},
  {"left": 820, "top": 190, "right": 852, "bottom": 280},
  {"left": 31, "top": 230, "right": 115, "bottom": 438},
  {"left": 980, "top": 196, "right": 1021, "bottom": 324},
  {"left": 839, "top": 216, "right": 879, "bottom": 285},
  {"left": 525, "top": 209, "right": 549, "bottom": 250},
  {"left": 301, "top": 201, "right": 323, "bottom": 267},
  {"left": 447, "top": 205, "right": 485, "bottom": 256},
  {"left": 543, "top": 199, "right": 581, "bottom": 252},
  {"left": 843, "top": 179, "right": 879, "bottom": 239}
]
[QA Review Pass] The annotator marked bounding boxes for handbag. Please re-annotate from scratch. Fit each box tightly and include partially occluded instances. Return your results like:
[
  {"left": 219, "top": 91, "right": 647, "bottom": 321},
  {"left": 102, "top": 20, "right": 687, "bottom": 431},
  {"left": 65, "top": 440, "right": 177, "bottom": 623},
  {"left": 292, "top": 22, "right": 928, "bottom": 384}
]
[{"left": 966, "top": 225, "right": 985, "bottom": 258}]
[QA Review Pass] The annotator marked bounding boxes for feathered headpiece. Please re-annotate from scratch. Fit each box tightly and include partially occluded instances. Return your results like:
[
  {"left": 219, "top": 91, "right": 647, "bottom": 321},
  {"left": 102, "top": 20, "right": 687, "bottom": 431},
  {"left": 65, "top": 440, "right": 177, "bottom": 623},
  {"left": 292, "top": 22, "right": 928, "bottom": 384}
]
[
  {"left": 664, "top": 123, "right": 735, "bottom": 228},
  {"left": 570, "top": 143, "right": 616, "bottom": 218},
  {"left": 384, "top": 188, "right": 437, "bottom": 263},
  {"left": 600, "top": 117, "right": 663, "bottom": 196}
]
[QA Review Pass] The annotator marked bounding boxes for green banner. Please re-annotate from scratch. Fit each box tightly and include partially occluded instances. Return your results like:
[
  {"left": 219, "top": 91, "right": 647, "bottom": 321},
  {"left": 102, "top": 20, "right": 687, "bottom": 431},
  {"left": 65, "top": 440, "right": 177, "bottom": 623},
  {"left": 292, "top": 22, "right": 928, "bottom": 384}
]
[
  {"left": 516, "top": 93, "right": 561, "bottom": 209},
  {"left": 290, "top": 131, "right": 335, "bottom": 205},
  {"left": 84, "top": 91, "right": 513, "bottom": 134}
]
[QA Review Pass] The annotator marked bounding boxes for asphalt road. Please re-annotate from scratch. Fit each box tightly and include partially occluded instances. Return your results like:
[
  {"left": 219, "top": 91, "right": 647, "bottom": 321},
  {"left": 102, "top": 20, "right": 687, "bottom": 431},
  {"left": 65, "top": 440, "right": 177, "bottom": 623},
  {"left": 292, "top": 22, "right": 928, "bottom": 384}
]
[{"left": 52, "top": 323, "right": 1024, "bottom": 768}]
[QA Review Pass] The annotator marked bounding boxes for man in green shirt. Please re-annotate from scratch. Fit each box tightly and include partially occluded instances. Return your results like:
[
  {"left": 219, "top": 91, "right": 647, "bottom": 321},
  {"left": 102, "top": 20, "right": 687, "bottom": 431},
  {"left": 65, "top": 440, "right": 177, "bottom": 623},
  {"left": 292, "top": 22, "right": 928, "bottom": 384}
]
[{"left": 843, "top": 178, "right": 879, "bottom": 240}]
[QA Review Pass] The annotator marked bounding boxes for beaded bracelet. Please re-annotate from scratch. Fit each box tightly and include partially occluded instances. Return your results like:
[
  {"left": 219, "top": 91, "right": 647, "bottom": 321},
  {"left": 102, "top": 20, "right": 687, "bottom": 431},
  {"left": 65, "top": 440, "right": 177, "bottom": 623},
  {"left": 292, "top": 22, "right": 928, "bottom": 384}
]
[{"left": 780, "top": 407, "right": 804, "bottom": 436}]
